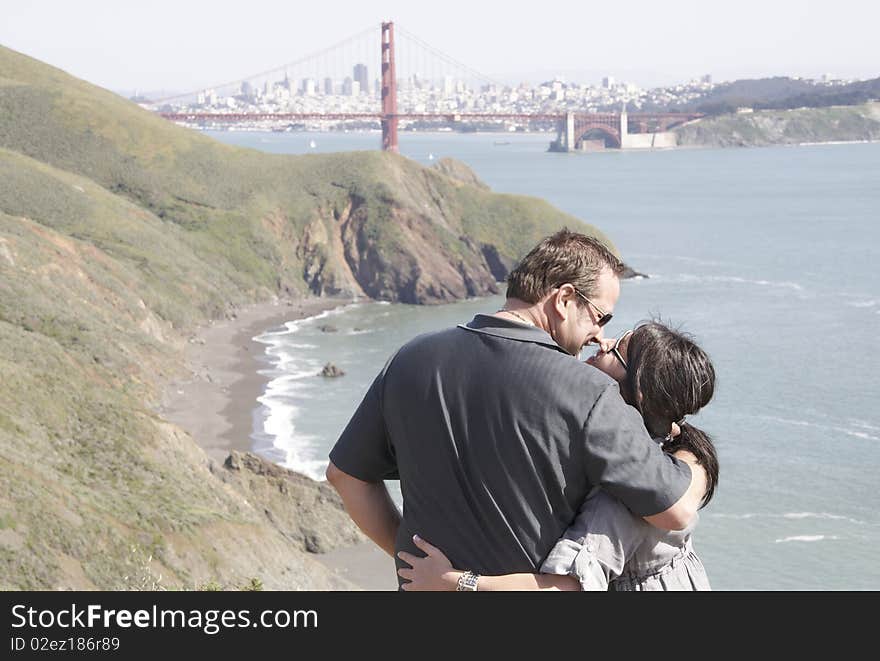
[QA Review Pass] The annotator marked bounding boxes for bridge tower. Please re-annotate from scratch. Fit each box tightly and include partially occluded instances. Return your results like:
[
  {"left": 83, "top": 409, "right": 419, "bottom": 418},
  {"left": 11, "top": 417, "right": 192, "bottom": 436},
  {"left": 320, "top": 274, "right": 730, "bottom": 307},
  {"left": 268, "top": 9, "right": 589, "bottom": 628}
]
[
  {"left": 381, "top": 21, "right": 399, "bottom": 152},
  {"left": 564, "top": 112, "right": 575, "bottom": 151}
]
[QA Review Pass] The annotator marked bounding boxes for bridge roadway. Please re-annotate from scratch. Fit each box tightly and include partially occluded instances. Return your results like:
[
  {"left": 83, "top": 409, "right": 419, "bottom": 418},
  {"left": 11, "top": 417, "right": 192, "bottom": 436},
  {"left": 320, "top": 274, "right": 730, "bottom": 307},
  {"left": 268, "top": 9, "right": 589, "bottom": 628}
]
[{"left": 159, "top": 111, "right": 695, "bottom": 124}]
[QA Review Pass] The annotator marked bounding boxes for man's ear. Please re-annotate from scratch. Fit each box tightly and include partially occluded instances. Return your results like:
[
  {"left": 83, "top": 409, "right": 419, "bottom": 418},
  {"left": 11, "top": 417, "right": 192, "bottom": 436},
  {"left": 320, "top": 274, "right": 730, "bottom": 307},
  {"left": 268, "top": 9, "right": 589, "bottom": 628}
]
[{"left": 551, "top": 284, "right": 574, "bottom": 321}]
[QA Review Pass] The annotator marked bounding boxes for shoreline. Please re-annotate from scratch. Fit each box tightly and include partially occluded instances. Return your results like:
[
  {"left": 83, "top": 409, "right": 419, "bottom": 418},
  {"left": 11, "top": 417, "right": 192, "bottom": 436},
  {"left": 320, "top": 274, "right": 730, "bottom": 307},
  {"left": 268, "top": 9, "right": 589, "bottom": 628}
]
[
  {"left": 158, "top": 296, "right": 351, "bottom": 465},
  {"left": 157, "top": 295, "right": 397, "bottom": 590}
]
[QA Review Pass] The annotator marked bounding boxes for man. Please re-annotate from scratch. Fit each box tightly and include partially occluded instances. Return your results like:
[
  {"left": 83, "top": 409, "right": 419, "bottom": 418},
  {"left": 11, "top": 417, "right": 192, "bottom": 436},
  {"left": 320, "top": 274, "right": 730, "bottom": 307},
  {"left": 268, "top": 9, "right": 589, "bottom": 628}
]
[{"left": 326, "top": 229, "right": 703, "bottom": 590}]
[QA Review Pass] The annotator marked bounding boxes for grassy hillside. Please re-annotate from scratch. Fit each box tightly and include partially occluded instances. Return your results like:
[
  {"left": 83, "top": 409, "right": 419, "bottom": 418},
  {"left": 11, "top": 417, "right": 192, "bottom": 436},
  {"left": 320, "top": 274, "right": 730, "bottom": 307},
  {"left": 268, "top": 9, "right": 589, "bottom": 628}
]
[{"left": 0, "top": 44, "right": 617, "bottom": 589}]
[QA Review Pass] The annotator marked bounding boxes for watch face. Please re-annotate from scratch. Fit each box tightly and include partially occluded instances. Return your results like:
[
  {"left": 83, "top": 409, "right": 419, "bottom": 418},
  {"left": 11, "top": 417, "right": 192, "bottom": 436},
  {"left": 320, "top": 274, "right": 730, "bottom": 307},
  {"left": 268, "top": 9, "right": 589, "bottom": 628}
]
[{"left": 457, "top": 571, "right": 479, "bottom": 591}]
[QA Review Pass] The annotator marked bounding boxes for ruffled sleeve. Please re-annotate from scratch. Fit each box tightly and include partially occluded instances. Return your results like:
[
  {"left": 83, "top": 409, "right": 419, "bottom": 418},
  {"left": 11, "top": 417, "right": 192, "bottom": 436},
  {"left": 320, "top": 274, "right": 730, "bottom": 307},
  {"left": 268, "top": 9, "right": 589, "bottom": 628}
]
[{"left": 539, "top": 490, "right": 647, "bottom": 591}]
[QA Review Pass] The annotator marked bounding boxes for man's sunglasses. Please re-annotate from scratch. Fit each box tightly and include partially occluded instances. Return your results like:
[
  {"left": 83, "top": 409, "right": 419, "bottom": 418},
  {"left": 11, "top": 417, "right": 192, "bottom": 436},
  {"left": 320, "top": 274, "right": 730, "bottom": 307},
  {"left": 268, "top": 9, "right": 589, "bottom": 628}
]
[{"left": 572, "top": 289, "right": 613, "bottom": 327}]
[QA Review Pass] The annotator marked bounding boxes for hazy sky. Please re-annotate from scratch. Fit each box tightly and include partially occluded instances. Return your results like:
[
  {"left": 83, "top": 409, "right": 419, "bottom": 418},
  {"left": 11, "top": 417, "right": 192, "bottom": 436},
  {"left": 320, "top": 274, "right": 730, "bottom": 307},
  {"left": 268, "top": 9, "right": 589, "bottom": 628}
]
[{"left": 3, "top": 1, "right": 878, "bottom": 92}]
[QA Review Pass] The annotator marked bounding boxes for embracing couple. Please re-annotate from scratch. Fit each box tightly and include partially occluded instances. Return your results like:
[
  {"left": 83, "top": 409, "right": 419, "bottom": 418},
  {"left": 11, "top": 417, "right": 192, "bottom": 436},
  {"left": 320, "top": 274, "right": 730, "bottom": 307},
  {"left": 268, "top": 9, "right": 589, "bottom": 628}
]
[{"left": 327, "top": 229, "right": 718, "bottom": 591}]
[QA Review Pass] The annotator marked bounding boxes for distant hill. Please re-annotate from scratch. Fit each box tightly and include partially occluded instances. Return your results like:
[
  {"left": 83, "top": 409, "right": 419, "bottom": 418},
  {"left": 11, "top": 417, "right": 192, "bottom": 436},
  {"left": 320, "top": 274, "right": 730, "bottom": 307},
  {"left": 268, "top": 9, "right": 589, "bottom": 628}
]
[
  {"left": 0, "top": 45, "right": 617, "bottom": 589},
  {"left": 656, "top": 76, "right": 880, "bottom": 115},
  {"left": 674, "top": 102, "right": 880, "bottom": 148}
]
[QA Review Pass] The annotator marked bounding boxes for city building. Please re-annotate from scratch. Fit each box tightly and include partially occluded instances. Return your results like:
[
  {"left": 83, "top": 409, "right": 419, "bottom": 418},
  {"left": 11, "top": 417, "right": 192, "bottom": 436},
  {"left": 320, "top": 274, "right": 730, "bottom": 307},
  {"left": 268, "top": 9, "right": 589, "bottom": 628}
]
[
  {"left": 342, "top": 76, "right": 361, "bottom": 96},
  {"left": 353, "top": 63, "right": 369, "bottom": 96},
  {"left": 301, "top": 78, "right": 316, "bottom": 96}
]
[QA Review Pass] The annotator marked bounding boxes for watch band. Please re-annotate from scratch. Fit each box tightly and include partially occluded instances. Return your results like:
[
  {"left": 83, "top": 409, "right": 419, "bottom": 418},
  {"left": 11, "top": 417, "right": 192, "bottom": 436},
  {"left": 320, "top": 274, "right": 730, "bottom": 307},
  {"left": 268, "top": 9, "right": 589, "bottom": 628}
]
[{"left": 456, "top": 570, "right": 480, "bottom": 591}]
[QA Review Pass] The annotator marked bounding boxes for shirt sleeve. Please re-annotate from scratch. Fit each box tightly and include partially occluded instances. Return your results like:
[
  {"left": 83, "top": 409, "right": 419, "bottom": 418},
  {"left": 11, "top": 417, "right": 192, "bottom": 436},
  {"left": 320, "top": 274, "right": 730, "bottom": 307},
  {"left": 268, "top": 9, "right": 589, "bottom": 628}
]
[
  {"left": 540, "top": 489, "right": 647, "bottom": 591},
  {"left": 328, "top": 362, "right": 399, "bottom": 482},
  {"left": 581, "top": 384, "right": 692, "bottom": 517}
]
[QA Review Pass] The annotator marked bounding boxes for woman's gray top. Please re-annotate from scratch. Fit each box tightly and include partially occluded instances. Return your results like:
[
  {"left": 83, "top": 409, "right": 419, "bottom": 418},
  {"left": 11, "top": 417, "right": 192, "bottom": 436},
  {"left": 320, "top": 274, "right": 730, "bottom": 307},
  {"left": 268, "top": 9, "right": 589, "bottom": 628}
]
[{"left": 540, "top": 487, "right": 711, "bottom": 591}]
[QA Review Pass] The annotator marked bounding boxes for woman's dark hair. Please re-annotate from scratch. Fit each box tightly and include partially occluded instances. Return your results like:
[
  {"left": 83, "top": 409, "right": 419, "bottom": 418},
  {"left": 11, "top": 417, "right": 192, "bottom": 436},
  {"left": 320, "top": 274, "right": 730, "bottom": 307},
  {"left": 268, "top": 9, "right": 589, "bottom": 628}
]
[{"left": 620, "top": 321, "right": 719, "bottom": 508}]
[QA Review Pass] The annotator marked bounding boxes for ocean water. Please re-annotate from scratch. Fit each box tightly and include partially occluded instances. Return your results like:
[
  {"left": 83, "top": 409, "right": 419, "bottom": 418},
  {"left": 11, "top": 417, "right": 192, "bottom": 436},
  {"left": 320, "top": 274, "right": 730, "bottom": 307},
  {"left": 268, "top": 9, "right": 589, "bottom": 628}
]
[{"left": 209, "top": 130, "right": 880, "bottom": 590}]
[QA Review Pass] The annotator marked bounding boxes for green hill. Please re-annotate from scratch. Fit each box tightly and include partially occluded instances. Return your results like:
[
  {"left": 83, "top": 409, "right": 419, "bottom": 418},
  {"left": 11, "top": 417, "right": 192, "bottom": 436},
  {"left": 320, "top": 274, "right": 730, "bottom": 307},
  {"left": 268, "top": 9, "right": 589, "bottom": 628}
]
[{"left": 0, "top": 44, "right": 616, "bottom": 589}]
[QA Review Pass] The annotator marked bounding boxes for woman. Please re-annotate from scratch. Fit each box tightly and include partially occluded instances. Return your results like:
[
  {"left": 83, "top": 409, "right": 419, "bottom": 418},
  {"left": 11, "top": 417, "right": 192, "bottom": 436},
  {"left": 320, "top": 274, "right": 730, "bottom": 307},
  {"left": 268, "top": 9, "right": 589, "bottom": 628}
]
[{"left": 397, "top": 321, "right": 719, "bottom": 591}]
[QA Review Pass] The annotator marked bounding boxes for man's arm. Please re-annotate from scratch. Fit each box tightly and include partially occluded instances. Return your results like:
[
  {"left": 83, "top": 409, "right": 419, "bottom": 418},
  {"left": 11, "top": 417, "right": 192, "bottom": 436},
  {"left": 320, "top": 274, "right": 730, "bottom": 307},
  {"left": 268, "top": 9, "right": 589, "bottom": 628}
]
[
  {"left": 583, "top": 385, "right": 697, "bottom": 532},
  {"left": 326, "top": 461, "right": 401, "bottom": 557},
  {"left": 643, "top": 451, "right": 706, "bottom": 530},
  {"left": 326, "top": 363, "right": 401, "bottom": 555}
]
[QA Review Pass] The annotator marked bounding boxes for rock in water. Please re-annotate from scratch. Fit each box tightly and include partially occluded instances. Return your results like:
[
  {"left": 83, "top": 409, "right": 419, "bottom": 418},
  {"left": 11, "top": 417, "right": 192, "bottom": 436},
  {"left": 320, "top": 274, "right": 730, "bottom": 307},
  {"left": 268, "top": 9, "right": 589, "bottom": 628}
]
[
  {"left": 320, "top": 362, "right": 345, "bottom": 377},
  {"left": 620, "top": 264, "right": 649, "bottom": 279},
  {"left": 318, "top": 324, "right": 338, "bottom": 333}
]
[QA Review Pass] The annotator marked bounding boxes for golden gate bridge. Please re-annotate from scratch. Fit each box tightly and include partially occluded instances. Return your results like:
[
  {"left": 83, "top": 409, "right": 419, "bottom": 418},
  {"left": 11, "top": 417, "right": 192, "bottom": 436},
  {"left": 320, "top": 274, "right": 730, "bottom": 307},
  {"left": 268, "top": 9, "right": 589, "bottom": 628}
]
[{"left": 149, "top": 22, "right": 702, "bottom": 152}]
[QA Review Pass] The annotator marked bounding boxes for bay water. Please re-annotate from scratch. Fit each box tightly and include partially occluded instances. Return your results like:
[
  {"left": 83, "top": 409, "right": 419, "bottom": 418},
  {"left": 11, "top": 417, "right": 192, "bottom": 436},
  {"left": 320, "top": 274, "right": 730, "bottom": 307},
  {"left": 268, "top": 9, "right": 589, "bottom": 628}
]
[{"left": 209, "top": 130, "right": 880, "bottom": 590}]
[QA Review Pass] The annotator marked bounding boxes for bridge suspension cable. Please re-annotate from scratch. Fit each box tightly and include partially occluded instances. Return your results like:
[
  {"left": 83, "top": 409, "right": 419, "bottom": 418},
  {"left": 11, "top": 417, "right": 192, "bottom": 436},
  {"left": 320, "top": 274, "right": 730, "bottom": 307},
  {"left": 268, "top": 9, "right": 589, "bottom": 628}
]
[
  {"left": 395, "top": 24, "right": 506, "bottom": 91},
  {"left": 147, "top": 23, "right": 380, "bottom": 105}
]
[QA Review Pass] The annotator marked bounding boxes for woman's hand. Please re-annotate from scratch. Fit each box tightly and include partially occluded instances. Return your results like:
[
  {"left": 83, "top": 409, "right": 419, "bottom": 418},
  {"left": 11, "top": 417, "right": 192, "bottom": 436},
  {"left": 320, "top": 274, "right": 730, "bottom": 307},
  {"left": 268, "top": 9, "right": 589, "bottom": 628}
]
[{"left": 397, "top": 535, "right": 463, "bottom": 591}]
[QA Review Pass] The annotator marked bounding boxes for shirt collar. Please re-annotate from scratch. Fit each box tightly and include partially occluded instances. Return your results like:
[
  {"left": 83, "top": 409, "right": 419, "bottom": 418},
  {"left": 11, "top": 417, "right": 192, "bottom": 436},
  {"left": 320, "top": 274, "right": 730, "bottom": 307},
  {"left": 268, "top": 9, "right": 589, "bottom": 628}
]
[{"left": 458, "top": 313, "right": 570, "bottom": 354}]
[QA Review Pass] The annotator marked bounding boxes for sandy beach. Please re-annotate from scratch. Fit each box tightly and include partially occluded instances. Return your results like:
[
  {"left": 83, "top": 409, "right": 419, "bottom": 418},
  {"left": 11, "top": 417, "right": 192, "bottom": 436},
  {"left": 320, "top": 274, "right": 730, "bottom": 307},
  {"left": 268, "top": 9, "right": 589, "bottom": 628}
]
[{"left": 158, "top": 295, "right": 398, "bottom": 590}]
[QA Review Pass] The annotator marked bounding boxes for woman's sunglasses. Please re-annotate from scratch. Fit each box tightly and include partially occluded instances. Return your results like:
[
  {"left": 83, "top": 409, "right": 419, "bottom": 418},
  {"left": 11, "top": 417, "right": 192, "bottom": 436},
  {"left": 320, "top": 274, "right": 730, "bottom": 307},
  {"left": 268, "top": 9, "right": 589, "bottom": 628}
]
[{"left": 609, "top": 329, "right": 633, "bottom": 369}]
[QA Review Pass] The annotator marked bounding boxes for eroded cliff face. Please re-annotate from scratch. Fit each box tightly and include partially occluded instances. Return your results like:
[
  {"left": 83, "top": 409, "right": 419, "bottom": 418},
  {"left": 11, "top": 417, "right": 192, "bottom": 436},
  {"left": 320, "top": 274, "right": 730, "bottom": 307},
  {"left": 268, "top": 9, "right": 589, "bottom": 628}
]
[
  {"left": 278, "top": 160, "right": 534, "bottom": 304},
  {"left": 335, "top": 198, "right": 499, "bottom": 304},
  {"left": 277, "top": 152, "right": 625, "bottom": 304}
]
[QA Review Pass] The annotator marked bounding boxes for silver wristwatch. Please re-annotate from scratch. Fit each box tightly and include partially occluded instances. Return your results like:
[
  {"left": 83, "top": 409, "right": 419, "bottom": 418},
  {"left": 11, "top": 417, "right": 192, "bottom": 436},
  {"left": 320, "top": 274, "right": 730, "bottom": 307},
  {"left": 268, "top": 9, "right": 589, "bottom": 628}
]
[{"left": 456, "top": 570, "right": 480, "bottom": 591}]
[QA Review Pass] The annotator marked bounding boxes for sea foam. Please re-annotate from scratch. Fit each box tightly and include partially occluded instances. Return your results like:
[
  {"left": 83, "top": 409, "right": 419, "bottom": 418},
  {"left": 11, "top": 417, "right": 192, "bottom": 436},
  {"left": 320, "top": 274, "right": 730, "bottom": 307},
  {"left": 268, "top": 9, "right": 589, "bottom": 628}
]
[
  {"left": 759, "top": 415, "right": 880, "bottom": 442},
  {"left": 711, "top": 512, "right": 868, "bottom": 525},
  {"left": 251, "top": 303, "right": 357, "bottom": 480},
  {"left": 675, "top": 274, "right": 805, "bottom": 293}
]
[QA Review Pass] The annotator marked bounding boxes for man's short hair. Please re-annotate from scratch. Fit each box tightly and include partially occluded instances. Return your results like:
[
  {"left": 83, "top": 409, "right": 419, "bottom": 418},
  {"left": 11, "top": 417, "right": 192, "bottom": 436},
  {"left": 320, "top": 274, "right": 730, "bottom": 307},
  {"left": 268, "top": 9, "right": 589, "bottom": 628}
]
[{"left": 506, "top": 228, "right": 624, "bottom": 303}]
